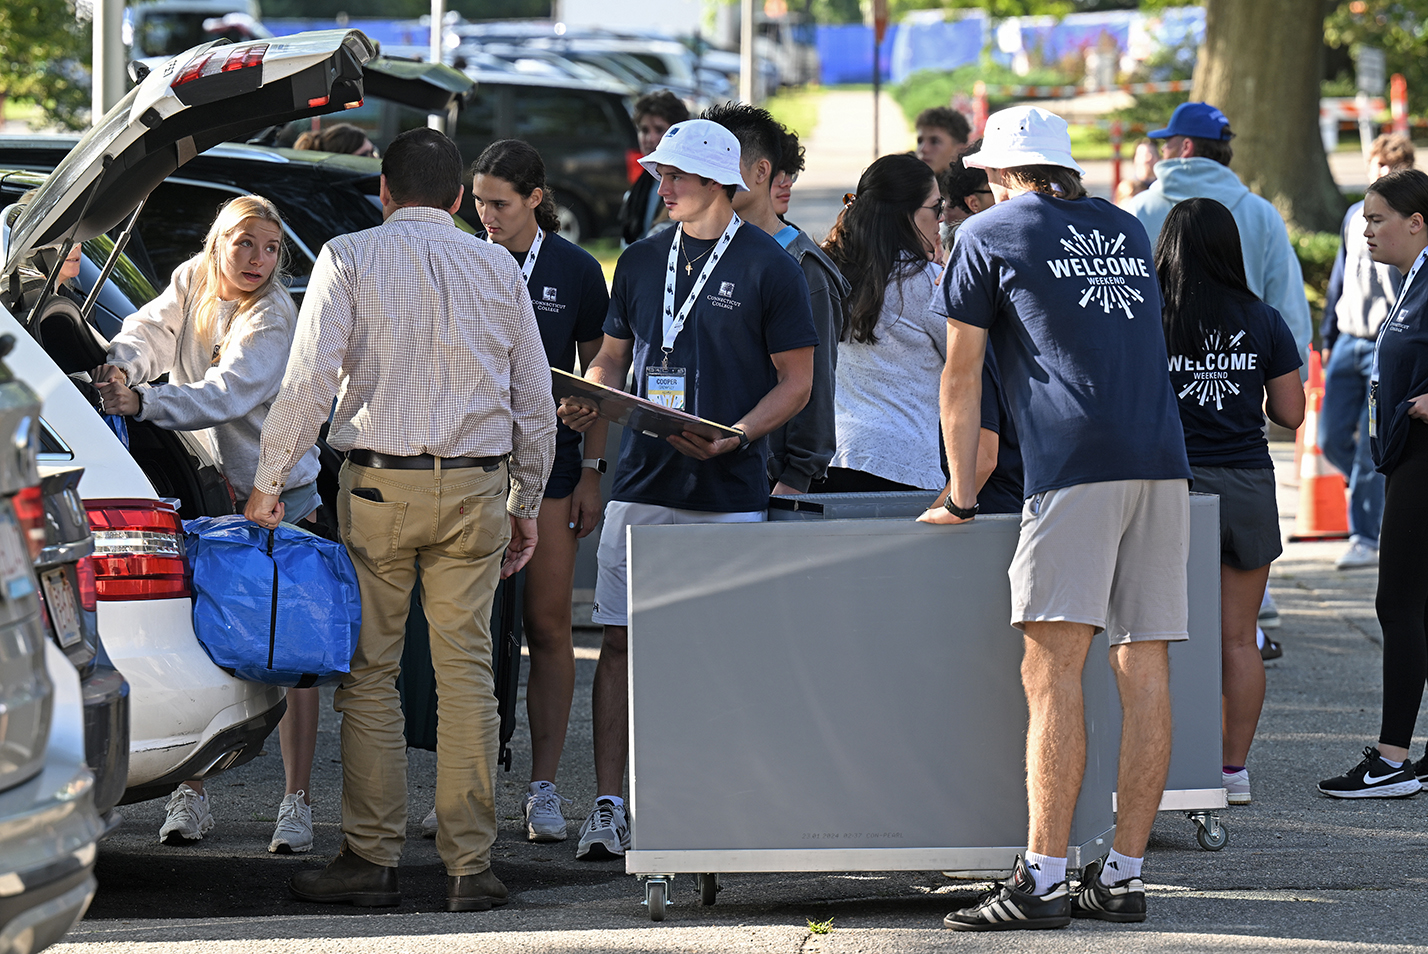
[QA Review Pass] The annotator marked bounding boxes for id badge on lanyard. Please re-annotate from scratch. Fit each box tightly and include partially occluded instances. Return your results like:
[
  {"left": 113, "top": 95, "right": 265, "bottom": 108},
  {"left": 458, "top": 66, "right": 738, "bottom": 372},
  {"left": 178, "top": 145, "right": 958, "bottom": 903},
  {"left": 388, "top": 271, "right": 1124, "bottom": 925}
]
[
  {"left": 1370, "top": 246, "right": 1428, "bottom": 439},
  {"left": 648, "top": 213, "right": 742, "bottom": 415},
  {"left": 646, "top": 365, "right": 687, "bottom": 409}
]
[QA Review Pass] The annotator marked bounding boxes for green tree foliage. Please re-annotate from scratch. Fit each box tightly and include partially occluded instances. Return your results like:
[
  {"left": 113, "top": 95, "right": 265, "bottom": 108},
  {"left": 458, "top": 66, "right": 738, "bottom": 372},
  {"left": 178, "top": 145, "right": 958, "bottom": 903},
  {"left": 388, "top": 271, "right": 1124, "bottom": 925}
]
[
  {"left": 1324, "top": 0, "right": 1428, "bottom": 113},
  {"left": 0, "top": 0, "right": 91, "bottom": 130}
]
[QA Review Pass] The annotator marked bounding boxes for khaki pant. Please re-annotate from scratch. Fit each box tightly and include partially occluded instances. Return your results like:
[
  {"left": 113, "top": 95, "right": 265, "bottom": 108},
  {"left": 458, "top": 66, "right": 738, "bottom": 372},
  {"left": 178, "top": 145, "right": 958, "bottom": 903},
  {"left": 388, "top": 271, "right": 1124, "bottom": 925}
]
[{"left": 333, "top": 458, "right": 510, "bottom": 875}]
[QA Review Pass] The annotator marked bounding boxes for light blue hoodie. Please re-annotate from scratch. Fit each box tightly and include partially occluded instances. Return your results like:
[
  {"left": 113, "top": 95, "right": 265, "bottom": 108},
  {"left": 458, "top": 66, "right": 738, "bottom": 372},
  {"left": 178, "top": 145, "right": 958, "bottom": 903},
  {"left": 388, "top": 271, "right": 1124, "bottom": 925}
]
[{"left": 1128, "top": 157, "right": 1312, "bottom": 369}]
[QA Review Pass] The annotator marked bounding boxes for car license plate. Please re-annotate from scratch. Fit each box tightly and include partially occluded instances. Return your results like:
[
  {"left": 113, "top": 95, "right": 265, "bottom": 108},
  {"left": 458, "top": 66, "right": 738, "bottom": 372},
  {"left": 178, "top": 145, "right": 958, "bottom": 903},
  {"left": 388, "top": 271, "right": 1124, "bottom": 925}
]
[
  {"left": 0, "top": 509, "right": 33, "bottom": 601},
  {"left": 41, "top": 569, "right": 81, "bottom": 649}
]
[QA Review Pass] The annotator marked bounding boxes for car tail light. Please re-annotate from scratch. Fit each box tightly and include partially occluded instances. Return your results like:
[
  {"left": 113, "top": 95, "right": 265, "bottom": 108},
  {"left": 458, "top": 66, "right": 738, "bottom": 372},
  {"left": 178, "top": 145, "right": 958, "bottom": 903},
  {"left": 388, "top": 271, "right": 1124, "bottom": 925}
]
[
  {"left": 174, "top": 43, "right": 268, "bottom": 87},
  {"left": 626, "top": 149, "right": 644, "bottom": 185},
  {"left": 13, "top": 486, "right": 46, "bottom": 561},
  {"left": 75, "top": 555, "right": 96, "bottom": 613},
  {"left": 86, "top": 499, "right": 190, "bottom": 601},
  {"left": 343, "top": 99, "right": 365, "bottom": 109}
]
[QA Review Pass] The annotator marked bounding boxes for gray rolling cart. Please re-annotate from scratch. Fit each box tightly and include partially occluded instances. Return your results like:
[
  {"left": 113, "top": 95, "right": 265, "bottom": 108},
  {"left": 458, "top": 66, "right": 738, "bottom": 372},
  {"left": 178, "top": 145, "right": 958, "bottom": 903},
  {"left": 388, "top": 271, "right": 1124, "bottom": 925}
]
[{"left": 622, "top": 492, "right": 1224, "bottom": 920}]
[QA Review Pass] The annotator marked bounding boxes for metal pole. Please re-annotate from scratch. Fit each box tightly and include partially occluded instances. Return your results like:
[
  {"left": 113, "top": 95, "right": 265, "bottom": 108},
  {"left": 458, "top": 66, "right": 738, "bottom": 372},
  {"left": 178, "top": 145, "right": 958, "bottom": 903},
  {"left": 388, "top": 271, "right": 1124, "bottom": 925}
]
[
  {"left": 872, "top": 34, "right": 880, "bottom": 158},
  {"left": 429, "top": 0, "right": 446, "bottom": 131},
  {"left": 91, "top": 0, "right": 127, "bottom": 123},
  {"left": 739, "top": 0, "right": 755, "bottom": 104}
]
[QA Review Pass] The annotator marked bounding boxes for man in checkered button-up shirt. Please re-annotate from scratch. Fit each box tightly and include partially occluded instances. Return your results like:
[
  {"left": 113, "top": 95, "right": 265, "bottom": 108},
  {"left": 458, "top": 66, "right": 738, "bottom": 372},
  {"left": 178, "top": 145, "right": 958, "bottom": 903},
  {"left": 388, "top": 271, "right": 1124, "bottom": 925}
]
[{"left": 245, "top": 128, "right": 555, "bottom": 913}]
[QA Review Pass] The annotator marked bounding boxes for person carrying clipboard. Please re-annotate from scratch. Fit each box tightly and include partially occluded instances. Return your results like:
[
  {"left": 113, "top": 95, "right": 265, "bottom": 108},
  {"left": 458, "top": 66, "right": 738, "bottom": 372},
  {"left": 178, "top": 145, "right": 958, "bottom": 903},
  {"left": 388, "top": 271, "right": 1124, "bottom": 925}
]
[{"left": 557, "top": 118, "right": 818, "bottom": 861}]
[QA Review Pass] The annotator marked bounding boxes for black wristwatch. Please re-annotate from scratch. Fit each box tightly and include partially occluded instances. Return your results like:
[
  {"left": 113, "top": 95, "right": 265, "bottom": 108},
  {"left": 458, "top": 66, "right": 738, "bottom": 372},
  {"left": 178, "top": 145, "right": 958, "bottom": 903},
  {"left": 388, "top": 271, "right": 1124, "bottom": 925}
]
[
  {"left": 943, "top": 498, "right": 979, "bottom": 519},
  {"left": 733, "top": 427, "right": 751, "bottom": 450}
]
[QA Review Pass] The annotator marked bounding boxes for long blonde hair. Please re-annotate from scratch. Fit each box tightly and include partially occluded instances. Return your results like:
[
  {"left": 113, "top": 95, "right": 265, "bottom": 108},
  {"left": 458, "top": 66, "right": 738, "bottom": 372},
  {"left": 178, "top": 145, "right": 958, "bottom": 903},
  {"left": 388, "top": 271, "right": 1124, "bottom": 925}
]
[{"left": 190, "top": 195, "right": 291, "bottom": 353}]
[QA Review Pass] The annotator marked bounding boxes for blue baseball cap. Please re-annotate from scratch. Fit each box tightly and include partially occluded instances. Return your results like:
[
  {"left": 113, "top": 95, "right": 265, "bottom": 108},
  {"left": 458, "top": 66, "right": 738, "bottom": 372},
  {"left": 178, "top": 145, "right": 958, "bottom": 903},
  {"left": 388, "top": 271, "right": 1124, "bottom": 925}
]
[{"left": 1148, "top": 102, "right": 1233, "bottom": 141}]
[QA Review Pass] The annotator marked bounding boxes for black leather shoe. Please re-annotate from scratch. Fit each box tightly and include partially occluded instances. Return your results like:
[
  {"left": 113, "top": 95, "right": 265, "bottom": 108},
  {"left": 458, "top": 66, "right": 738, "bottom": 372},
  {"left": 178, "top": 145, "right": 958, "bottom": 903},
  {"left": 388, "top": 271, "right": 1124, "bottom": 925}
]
[
  {"left": 289, "top": 843, "right": 400, "bottom": 907},
  {"left": 447, "top": 868, "right": 509, "bottom": 912}
]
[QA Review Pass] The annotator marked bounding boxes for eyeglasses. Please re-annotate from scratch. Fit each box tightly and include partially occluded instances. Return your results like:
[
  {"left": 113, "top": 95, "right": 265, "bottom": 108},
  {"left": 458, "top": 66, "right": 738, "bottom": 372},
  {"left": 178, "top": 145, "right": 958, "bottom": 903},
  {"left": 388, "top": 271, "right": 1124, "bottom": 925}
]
[{"left": 923, "top": 197, "right": 946, "bottom": 217}]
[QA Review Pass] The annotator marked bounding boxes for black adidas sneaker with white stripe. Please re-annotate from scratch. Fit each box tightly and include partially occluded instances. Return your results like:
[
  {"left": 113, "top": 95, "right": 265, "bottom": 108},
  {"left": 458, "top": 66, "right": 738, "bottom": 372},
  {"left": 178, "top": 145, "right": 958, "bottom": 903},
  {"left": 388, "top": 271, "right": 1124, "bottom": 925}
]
[
  {"left": 943, "top": 855, "right": 1070, "bottom": 931},
  {"left": 1071, "top": 857, "right": 1147, "bottom": 922}
]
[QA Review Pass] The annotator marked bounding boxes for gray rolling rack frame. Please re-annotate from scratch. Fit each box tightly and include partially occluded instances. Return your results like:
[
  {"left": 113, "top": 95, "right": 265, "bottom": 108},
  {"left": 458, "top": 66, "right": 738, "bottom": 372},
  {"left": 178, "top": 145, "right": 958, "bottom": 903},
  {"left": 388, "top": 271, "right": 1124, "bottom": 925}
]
[{"left": 623, "top": 492, "right": 1222, "bottom": 920}]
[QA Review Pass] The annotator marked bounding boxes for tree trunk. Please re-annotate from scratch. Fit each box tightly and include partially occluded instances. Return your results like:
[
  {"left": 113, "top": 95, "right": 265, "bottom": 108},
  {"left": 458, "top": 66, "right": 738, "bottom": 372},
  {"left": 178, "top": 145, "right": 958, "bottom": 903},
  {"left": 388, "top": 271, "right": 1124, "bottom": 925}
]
[{"left": 1193, "top": 0, "right": 1346, "bottom": 234}]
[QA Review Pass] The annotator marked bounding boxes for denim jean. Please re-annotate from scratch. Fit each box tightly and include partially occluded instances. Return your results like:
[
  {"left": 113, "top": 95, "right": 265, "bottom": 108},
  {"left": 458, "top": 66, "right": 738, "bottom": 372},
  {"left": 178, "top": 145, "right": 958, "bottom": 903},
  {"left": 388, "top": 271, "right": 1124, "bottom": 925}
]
[{"left": 1320, "top": 335, "right": 1384, "bottom": 545}]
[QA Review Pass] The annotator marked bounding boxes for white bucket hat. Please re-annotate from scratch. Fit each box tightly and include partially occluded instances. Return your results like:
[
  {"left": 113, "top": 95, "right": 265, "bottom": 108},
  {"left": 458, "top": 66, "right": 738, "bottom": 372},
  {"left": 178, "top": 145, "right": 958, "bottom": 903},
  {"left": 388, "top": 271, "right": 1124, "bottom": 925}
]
[
  {"left": 638, "top": 119, "right": 749, "bottom": 192},
  {"left": 963, "top": 105, "right": 1085, "bottom": 176}
]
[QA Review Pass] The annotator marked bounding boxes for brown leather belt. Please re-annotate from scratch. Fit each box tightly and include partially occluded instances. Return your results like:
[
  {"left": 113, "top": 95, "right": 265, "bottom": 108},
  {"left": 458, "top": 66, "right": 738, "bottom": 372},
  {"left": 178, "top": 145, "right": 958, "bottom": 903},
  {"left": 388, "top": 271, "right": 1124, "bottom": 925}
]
[{"left": 346, "top": 449, "right": 505, "bottom": 470}]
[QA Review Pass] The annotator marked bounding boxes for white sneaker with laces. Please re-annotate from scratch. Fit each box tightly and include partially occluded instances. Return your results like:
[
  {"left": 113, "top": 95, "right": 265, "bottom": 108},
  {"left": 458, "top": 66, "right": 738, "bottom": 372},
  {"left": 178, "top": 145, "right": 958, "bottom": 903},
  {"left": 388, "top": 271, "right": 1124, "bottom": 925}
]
[
  {"left": 575, "top": 798, "right": 630, "bottom": 859},
  {"left": 523, "top": 786, "right": 572, "bottom": 842},
  {"left": 158, "top": 784, "right": 214, "bottom": 845},
  {"left": 1222, "top": 769, "right": 1251, "bottom": 805},
  {"left": 1336, "top": 540, "right": 1379, "bottom": 570},
  {"left": 268, "top": 791, "right": 313, "bottom": 853},
  {"left": 421, "top": 807, "right": 438, "bottom": 839}
]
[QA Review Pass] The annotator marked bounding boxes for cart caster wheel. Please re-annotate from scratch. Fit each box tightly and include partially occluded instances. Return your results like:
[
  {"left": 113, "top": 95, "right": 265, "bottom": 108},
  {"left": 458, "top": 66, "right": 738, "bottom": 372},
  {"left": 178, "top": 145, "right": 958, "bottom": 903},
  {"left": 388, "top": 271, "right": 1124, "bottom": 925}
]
[
  {"left": 1190, "top": 812, "right": 1228, "bottom": 851},
  {"left": 698, "top": 872, "right": 719, "bottom": 906},
  {"left": 646, "top": 880, "right": 668, "bottom": 921}
]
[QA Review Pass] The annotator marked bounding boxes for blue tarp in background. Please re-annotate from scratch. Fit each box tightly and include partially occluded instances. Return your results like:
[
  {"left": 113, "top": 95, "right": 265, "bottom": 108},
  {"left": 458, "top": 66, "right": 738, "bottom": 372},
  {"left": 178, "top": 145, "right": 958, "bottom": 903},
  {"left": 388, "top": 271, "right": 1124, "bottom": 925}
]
[
  {"left": 815, "top": 5, "right": 1203, "bottom": 88},
  {"left": 814, "top": 23, "right": 899, "bottom": 85},
  {"left": 889, "top": 12, "right": 986, "bottom": 84}
]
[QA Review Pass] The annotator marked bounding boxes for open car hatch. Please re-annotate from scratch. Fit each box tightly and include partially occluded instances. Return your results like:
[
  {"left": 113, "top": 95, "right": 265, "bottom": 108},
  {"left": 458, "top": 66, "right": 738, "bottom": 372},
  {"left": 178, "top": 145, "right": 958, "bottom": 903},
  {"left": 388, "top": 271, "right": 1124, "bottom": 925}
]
[{"left": 2, "top": 29, "right": 376, "bottom": 277}]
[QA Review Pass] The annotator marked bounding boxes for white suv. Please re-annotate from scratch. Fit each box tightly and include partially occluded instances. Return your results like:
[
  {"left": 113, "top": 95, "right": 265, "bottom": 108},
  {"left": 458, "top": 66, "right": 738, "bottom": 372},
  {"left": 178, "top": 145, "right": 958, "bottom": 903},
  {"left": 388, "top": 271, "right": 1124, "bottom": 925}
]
[{"left": 0, "top": 28, "right": 376, "bottom": 805}]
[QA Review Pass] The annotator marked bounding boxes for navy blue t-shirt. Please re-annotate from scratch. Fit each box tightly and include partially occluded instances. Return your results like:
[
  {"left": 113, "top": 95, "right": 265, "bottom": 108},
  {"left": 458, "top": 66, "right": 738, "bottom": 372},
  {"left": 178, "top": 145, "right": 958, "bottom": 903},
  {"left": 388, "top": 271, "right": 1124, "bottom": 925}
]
[
  {"left": 1167, "top": 298, "right": 1301, "bottom": 469},
  {"left": 978, "top": 344, "right": 1025, "bottom": 513},
  {"left": 943, "top": 193, "right": 1190, "bottom": 495},
  {"left": 604, "top": 222, "right": 819, "bottom": 512},
  {"left": 490, "top": 231, "right": 609, "bottom": 496}
]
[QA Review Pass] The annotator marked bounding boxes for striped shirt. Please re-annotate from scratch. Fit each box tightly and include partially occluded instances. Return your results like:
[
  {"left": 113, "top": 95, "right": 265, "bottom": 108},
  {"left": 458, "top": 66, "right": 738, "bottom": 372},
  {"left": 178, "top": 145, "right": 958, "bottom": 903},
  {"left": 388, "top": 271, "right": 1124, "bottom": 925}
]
[{"left": 254, "top": 206, "right": 557, "bottom": 516}]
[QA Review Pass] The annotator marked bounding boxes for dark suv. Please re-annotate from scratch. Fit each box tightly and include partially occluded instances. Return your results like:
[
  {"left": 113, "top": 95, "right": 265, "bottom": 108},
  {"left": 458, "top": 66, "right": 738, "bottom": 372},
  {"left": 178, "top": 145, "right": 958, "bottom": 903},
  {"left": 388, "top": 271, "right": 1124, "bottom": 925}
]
[{"left": 335, "top": 69, "right": 639, "bottom": 243}]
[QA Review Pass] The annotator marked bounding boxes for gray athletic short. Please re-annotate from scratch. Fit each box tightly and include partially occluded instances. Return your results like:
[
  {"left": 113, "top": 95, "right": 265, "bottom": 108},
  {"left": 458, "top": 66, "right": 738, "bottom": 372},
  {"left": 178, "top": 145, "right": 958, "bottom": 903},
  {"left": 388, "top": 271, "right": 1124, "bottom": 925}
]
[
  {"left": 1009, "top": 479, "right": 1190, "bottom": 645},
  {"left": 1188, "top": 465, "right": 1283, "bottom": 571}
]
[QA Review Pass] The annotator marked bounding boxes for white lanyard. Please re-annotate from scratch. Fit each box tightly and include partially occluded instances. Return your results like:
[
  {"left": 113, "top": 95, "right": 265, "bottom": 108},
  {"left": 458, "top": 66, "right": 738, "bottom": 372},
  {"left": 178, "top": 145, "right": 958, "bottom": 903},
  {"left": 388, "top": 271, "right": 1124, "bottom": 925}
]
[
  {"left": 661, "top": 213, "right": 742, "bottom": 363},
  {"left": 488, "top": 225, "right": 544, "bottom": 285},
  {"left": 1372, "top": 245, "right": 1428, "bottom": 383}
]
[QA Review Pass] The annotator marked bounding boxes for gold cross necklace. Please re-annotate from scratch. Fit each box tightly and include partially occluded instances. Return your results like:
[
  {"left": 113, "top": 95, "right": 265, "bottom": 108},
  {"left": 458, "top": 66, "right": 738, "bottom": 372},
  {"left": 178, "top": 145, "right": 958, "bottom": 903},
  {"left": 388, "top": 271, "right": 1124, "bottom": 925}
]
[{"left": 681, "top": 233, "right": 716, "bottom": 276}]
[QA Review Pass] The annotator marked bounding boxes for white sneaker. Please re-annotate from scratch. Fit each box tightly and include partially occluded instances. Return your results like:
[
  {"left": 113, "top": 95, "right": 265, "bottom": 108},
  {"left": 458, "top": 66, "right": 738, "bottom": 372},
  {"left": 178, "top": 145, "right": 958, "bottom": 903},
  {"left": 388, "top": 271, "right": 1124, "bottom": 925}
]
[
  {"left": 1336, "top": 540, "right": 1379, "bottom": 570},
  {"left": 1223, "top": 769, "right": 1251, "bottom": 805},
  {"left": 523, "top": 786, "right": 571, "bottom": 842},
  {"left": 268, "top": 792, "right": 313, "bottom": 854},
  {"left": 575, "top": 798, "right": 630, "bottom": 860},
  {"left": 421, "top": 807, "right": 438, "bottom": 839},
  {"left": 158, "top": 784, "right": 214, "bottom": 845}
]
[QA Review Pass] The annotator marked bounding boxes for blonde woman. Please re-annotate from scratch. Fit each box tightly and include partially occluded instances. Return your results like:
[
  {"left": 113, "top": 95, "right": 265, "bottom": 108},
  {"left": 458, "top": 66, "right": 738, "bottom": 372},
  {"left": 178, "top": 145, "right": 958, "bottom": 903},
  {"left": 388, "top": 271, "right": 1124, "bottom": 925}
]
[{"left": 91, "top": 195, "right": 324, "bottom": 854}]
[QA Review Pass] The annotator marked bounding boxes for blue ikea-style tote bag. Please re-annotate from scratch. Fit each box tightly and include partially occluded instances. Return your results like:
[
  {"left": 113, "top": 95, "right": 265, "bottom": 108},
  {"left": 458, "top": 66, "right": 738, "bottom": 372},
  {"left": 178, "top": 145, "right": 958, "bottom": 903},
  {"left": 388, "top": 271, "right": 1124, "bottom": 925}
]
[{"left": 184, "top": 514, "right": 361, "bottom": 687}]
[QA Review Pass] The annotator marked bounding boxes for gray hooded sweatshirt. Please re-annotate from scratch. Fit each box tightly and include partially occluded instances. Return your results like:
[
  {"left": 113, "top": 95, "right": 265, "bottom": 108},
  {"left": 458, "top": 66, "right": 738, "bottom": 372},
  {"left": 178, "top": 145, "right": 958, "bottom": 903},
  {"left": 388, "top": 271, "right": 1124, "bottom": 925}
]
[
  {"left": 107, "top": 257, "right": 321, "bottom": 497},
  {"left": 767, "top": 231, "right": 851, "bottom": 492}
]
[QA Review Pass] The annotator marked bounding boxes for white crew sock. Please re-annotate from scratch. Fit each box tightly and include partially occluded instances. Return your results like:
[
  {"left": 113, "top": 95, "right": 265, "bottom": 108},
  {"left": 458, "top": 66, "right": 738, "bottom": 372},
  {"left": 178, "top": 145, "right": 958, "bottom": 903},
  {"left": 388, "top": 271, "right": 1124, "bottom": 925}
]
[
  {"left": 596, "top": 795, "right": 625, "bottom": 810},
  {"left": 1023, "top": 851, "right": 1066, "bottom": 895},
  {"left": 1101, "top": 849, "right": 1143, "bottom": 885},
  {"left": 1256, "top": 626, "right": 1266, "bottom": 650},
  {"left": 1380, "top": 756, "right": 1405, "bottom": 768}
]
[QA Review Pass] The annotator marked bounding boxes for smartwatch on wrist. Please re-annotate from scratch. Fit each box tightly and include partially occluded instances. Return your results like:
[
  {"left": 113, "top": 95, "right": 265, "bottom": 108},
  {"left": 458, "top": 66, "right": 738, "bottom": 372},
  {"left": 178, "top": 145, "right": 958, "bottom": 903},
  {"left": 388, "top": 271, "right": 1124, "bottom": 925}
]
[
  {"left": 580, "top": 458, "right": 607, "bottom": 474},
  {"left": 943, "top": 498, "right": 979, "bottom": 519},
  {"left": 733, "top": 427, "right": 751, "bottom": 450}
]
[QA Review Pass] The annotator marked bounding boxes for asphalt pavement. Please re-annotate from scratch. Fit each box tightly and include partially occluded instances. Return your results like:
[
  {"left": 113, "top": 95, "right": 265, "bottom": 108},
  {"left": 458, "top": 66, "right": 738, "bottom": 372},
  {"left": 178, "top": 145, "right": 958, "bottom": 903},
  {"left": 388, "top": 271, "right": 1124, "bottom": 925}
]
[{"left": 50, "top": 443, "right": 1428, "bottom": 953}]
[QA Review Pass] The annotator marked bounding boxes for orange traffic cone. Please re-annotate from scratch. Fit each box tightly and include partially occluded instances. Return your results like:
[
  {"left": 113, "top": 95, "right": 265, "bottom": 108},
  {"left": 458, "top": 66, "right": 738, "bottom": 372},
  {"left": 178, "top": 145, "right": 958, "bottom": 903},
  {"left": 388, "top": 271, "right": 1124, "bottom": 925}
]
[{"left": 1289, "top": 348, "right": 1350, "bottom": 541}]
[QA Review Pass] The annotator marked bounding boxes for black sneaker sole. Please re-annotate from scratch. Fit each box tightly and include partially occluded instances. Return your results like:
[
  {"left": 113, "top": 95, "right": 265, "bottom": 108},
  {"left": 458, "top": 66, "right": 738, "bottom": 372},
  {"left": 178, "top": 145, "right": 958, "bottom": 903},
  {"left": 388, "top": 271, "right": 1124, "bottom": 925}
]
[{"left": 944, "top": 914, "right": 1070, "bottom": 931}]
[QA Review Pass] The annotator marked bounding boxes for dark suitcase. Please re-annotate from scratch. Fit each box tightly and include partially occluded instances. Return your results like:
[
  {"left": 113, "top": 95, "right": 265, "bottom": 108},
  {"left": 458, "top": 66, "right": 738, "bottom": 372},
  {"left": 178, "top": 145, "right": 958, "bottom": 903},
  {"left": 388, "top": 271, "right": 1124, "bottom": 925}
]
[{"left": 397, "top": 570, "right": 525, "bottom": 770}]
